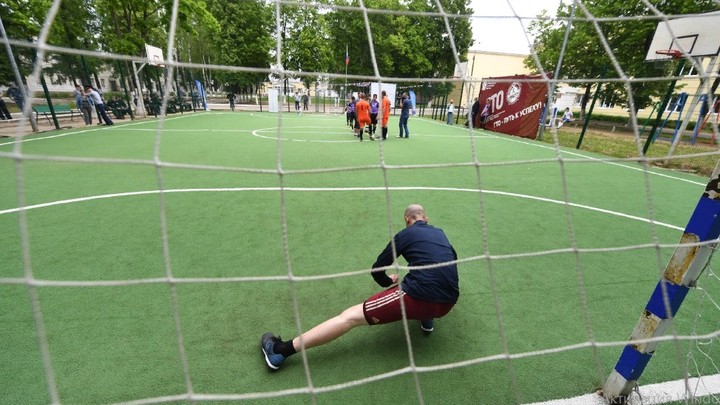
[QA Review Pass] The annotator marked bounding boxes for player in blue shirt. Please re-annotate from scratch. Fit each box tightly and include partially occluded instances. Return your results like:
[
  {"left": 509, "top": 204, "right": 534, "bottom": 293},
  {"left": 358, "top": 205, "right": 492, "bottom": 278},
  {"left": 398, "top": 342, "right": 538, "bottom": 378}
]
[
  {"left": 261, "top": 204, "right": 459, "bottom": 370},
  {"left": 397, "top": 92, "right": 411, "bottom": 138}
]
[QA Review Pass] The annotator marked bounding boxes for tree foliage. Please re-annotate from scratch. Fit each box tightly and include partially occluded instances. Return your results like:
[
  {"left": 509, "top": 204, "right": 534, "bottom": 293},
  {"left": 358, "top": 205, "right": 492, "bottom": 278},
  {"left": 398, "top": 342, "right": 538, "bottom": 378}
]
[
  {"left": 0, "top": 0, "right": 48, "bottom": 86},
  {"left": 1, "top": 0, "right": 473, "bottom": 92},
  {"left": 525, "top": 1, "right": 719, "bottom": 113},
  {"left": 322, "top": 0, "right": 473, "bottom": 80},
  {"left": 208, "top": 0, "right": 273, "bottom": 92}
]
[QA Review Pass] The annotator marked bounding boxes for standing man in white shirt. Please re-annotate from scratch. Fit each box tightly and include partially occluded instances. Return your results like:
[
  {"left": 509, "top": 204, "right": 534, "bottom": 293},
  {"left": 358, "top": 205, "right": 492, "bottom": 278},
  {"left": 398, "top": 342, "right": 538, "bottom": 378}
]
[
  {"left": 446, "top": 99, "right": 455, "bottom": 125},
  {"left": 84, "top": 85, "right": 114, "bottom": 126}
]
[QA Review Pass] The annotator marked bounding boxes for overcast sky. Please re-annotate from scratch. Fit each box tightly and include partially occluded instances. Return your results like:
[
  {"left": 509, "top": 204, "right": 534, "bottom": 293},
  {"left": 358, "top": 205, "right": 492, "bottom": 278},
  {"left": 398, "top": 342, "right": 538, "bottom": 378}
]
[{"left": 468, "top": 0, "right": 563, "bottom": 54}]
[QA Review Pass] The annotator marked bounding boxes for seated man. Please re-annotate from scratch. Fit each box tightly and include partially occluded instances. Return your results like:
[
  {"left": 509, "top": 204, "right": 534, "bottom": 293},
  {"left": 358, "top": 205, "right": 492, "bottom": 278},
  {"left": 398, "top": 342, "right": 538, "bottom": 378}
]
[{"left": 557, "top": 107, "right": 574, "bottom": 128}]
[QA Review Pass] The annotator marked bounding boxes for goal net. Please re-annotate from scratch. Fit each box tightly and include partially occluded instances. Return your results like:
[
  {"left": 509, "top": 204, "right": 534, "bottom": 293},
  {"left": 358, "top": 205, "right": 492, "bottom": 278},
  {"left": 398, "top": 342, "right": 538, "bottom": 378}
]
[{"left": 1, "top": 0, "right": 719, "bottom": 404}]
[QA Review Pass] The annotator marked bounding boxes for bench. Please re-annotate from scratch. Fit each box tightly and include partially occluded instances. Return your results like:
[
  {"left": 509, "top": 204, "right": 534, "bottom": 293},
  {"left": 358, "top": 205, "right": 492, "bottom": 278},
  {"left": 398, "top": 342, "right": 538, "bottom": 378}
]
[
  {"left": 106, "top": 99, "right": 132, "bottom": 119},
  {"left": 32, "top": 104, "right": 79, "bottom": 125}
]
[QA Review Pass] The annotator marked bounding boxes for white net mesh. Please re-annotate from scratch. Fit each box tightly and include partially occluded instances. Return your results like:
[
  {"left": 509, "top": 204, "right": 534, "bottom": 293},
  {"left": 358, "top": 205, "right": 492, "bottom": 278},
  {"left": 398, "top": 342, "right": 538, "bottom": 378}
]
[{"left": 1, "top": 0, "right": 720, "bottom": 404}]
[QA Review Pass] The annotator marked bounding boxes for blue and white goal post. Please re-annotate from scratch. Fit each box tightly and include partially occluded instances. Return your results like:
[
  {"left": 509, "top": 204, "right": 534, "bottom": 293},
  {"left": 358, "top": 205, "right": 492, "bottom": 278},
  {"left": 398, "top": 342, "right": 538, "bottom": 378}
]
[{"left": 603, "top": 160, "right": 720, "bottom": 401}]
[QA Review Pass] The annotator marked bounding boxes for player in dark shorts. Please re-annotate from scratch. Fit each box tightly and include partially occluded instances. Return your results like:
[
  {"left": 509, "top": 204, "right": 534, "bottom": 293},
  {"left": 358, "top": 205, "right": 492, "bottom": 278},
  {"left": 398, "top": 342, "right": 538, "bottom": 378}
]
[
  {"left": 369, "top": 94, "right": 379, "bottom": 138},
  {"left": 261, "top": 204, "right": 459, "bottom": 370},
  {"left": 345, "top": 96, "right": 356, "bottom": 129}
]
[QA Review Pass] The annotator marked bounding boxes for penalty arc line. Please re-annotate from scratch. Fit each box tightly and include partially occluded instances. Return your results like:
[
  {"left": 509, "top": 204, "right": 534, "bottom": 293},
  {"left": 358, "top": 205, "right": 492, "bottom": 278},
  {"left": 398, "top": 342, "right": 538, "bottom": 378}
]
[{"left": 0, "top": 186, "right": 684, "bottom": 231}]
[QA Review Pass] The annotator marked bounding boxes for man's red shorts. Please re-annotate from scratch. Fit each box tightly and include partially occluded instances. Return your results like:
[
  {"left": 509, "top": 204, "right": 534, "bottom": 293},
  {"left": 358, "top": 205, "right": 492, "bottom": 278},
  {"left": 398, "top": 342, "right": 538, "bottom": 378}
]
[{"left": 363, "top": 286, "right": 455, "bottom": 325}]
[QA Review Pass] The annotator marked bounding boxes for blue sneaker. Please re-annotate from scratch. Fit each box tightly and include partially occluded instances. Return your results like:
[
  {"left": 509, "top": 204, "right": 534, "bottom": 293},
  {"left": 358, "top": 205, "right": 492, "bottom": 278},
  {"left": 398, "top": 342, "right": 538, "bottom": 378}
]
[
  {"left": 261, "top": 333, "right": 286, "bottom": 370},
  {"left": 420, "top": 320, "right": 434, "bottom": 334}
]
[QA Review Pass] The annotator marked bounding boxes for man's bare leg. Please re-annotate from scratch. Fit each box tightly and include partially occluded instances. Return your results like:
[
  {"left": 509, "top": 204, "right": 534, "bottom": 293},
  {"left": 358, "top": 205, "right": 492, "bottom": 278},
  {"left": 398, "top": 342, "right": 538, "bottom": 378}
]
[{"left": 292, "top": 303, "right": 368, "bottom": 352}]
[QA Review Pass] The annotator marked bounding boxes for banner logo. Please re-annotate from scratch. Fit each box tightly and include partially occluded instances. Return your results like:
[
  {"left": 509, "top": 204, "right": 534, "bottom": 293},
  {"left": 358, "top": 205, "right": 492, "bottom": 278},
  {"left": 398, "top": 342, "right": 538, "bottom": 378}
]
[{"left": 507, "top": 82, "right": 522, "bottom": 105}]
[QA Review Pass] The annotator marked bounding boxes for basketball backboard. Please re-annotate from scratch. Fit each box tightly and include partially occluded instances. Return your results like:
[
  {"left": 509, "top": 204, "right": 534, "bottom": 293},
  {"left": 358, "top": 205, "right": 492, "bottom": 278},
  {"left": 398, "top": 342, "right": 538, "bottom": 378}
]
[
  {"left": 145, "top": 44, "right": 166, "bottom": 66},
  {"left": 645, "top": 11, "right": 720, "bottom": 61}
]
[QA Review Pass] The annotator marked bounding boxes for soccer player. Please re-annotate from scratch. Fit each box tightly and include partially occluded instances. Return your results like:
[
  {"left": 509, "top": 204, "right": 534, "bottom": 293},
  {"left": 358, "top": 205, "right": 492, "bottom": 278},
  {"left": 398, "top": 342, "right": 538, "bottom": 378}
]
[
  {"left": 354, "top": 93, "right": 372, "bottom": 141},
  {"left": 380, "top": 90, "right": 391, "bottom": 140},
  {"left": 261, "top": 204, "right": 460, "bottom": 371},
  {"left": 369, "top": 94, "right": 379, "bottom": 137},
  {"left": 397, "top": 92, "right": 411, "bottom": 138},
  {"left": 345, "top": 96, "right": 356, "bottom": 129}
]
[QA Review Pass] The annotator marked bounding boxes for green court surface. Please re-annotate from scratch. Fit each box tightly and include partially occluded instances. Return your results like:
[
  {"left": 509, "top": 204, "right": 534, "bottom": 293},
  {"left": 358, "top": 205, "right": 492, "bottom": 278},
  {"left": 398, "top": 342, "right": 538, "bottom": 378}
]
[{"left": 1, "top": 111, "right": 717, "bottom": 404}]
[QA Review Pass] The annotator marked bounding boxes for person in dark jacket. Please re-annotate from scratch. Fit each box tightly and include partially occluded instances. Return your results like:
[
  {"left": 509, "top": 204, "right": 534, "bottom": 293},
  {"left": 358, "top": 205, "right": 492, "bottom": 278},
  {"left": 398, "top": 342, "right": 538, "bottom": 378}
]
[{"left": 261, "top": 204, "right": 459, "bottom": 370}]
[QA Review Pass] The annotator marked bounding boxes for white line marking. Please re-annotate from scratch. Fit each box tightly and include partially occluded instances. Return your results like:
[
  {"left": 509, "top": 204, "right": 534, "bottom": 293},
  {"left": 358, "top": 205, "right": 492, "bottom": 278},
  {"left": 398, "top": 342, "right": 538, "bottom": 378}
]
[
  {"left": 0, "top": 186, "right": 684, "bottom": 231},
  {"left": 0, "top": 115, "right": 191, "bottom": 146},
  {"left": 524, "top": 373, "right": 720, "bottom": 405},
  {"left": 495, "top": 134, "right": 706, "bottom": 187}
]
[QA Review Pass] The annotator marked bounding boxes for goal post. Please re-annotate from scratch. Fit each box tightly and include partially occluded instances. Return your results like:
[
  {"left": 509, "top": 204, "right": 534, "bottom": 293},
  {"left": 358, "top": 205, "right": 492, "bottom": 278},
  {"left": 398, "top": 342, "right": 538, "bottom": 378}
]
[{"left": 603, "top": 159, "right": 720, "bottom": 401}]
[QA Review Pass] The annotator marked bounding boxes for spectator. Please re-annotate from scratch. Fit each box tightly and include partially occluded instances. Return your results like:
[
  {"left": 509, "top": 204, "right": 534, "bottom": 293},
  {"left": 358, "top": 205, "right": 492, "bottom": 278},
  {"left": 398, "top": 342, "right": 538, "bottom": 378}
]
[
  {"left": 0, "top": 95, "right": 12, "bottom": 120},
  {"left": 74, "top": 84, "right": 93, "bottom": 125},
  {"left": 302, "top": 93, "right": 309, "bottom": 111},
  {"left": 557, "top": 107, "right": 574, "bottom": 128},
  {"left": 84, "top": 85, "right": 114, "bottom": 126},
  {"left": 469, "top": 98, "right": 479, "bottom": 128},
  {"left": 294, "top": 91, "right": 301, "bottom": 113},
  {"left": 227, "top": 92, "right": 236, "bottom": 111},
  {"left": 480, "top": 99, "right": 491, "bottom": 129},
  {"left": 447, "top": 99, "right": 455, "bottom": 125},
  {"left": 6, "top": 82, "right": 25, "bottom": 112}
]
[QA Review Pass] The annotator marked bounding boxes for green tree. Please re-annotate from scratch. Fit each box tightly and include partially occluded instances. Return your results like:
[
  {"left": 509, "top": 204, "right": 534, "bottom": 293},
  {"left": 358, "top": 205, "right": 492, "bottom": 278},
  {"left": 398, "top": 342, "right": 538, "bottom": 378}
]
[
  {"left": 525, "top": 1, "right": 719, "bottom": 115},
  {"left": 0, "top": 0, "right": 48, "bottom": 86},
  {"left": 281, "top": 2, "right": 333, "bottom": 91},
  {"left": 90, "top": 0, "right": 218, "bottom": 93},
  {"left": 44, "top": 0, "right": 101, "bottom": 86},
  {"left": 208, "top": 0, "right": 273, "bottom": 93},
  {"left": 322, "top": 0, "right": 473, "bottom": 79}
]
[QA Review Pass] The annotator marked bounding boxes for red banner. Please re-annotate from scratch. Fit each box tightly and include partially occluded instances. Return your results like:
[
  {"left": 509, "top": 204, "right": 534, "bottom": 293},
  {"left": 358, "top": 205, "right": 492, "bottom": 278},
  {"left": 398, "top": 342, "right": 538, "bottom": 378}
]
[{"left": 477, "top": 75, "right": 548, "bottom": 140}]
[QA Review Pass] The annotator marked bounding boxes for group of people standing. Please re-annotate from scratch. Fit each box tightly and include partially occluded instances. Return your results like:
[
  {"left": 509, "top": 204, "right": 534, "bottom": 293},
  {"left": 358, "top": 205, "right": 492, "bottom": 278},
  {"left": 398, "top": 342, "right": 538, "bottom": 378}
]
[
  {"left": 0, "top": 82, "right": 113, "bottom": 126},
  {"left": 74, "top": 84, "right": 114, "bottom": 126},
  {"left": 345, "top": 91, "right": 411, "bottom": 141},
  {"left": 294, "top": 91, "right": 309, "bottom": 113}
]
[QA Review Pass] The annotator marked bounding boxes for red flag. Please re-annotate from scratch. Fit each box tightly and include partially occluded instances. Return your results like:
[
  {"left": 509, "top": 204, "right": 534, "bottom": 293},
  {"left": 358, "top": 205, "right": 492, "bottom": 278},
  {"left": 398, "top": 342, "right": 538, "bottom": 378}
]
[{"left": 345, "top": 45, "right": 349, "bottom": 66}]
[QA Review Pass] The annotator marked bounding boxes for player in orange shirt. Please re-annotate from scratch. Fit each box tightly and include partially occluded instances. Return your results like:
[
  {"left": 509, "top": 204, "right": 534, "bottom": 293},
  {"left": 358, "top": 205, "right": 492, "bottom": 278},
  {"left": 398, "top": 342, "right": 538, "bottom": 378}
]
[
  {"left": 380, "top": 90, "right": 391, "bottom": 140},
  {"left": 354, "top": 92, "right": 372, "bottom": 141}
]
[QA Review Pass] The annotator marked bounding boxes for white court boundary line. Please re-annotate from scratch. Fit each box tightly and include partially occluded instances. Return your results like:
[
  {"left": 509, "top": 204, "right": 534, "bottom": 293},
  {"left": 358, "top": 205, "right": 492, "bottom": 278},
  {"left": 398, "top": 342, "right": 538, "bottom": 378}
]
[
  {"left": 0, "top": 113, "right": 707, "bottom": 187},
  {"left": 0, "top": 114, "right": 190, "bottom": 146},
  {"left": 0, "top": 186, "right": 684, "bottom": 231},
  {"left": 421, "top": 115, "right": 707, "bottom": 187},
  {"left": 524, "top": 373, "right": 720, "bottom": 405}
]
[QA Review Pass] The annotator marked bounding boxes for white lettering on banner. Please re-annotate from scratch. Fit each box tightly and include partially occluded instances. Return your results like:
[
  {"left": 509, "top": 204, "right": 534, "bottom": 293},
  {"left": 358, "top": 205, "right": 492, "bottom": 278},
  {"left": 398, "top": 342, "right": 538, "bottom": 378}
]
[
  {"left": 487, "top": 91, "right": 504, "bottom": 112},
  {"left": 491, "top": 102, "right": 543, "bottom": 128}
]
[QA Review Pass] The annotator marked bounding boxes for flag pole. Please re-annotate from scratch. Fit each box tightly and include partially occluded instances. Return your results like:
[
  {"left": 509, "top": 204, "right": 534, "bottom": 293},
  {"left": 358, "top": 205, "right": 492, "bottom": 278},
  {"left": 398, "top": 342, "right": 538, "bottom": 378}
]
[{"left": 345, "top": 44, "right": 348, "bottom": 100}]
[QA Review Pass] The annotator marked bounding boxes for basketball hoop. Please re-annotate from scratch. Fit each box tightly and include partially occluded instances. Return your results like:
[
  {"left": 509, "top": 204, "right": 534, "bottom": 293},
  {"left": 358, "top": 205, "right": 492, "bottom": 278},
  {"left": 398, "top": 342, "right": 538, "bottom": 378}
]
[{"left": 655, "top": 49, "right": 684, "bottom": 59}]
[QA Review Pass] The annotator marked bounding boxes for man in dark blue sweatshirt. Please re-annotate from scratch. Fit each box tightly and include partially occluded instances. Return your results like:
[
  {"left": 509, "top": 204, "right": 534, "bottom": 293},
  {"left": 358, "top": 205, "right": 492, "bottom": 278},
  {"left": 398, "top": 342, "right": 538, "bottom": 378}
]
[{"left": 261, "top": 204, "right": 459, "bottom": 370}]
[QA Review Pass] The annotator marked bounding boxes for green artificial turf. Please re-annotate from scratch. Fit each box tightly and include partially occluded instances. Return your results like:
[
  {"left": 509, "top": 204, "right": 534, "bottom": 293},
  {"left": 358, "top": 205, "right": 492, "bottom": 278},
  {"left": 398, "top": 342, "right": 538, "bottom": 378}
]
[{"left": 0, "top": 111, "right": 717, "bottom": 404}]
